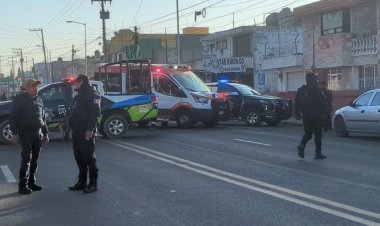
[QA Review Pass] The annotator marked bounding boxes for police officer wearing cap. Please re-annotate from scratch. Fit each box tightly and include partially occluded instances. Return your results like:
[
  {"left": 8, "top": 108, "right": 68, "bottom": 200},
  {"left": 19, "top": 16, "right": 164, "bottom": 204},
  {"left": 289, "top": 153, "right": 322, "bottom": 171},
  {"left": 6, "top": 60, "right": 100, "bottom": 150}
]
[
  {"left": 295, "top": 72, "right": 328, "bottom": 160},
  {"left": 9, "top": 78, "right": 49, "bottom": 195},
  {"left": 68, "top": 74, "right": 101, "bottom": 193}
]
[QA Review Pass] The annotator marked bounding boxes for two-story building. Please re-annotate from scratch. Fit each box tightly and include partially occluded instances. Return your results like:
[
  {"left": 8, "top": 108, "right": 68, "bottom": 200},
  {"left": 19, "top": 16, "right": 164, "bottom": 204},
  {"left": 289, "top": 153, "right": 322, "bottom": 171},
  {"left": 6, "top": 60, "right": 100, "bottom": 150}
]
[
  {"left": 199, "top": 26, "right": 255, "bottom": 85},
  {"left": 293, "top": 0, "right": 379, "bottom": 109}
]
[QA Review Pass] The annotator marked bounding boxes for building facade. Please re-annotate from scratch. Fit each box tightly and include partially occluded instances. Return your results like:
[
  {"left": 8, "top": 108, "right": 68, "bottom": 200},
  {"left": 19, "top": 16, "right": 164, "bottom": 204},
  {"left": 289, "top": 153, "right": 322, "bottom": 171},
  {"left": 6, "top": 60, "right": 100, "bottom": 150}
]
[
  {"left": 109, "top": 28, "right": 207, "bottom": 68},
  {"left": 252, "top": 26, "right": 304, "bottom": 93},
  {"left": 199, "top": 26, "right": 255, "bottom": 85},
  {"left": 295, "top": 0, "right": 379, "bottom": 91}
]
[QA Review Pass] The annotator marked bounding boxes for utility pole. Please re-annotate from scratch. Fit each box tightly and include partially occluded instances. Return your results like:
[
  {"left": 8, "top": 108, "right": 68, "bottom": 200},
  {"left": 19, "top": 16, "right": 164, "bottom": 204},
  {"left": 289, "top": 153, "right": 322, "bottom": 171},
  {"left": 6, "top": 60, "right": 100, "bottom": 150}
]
[
  {"left": 165, "top": 28, "right": 168, "bottom": 64},
  {"left": 10, "top": 56, "right": 15, "bottom": 78},
  {"left": 66, "top": 20, "right": 87, "bottom": 75},
  {"left": 233, "top": 12, "right": 235, "bottom": 29},
  {"left": 8, "top": 56, "right": 15, "bottom": 94},
  {"left": 13, "top": 48, "right": 25, "bottom": 82},
  {"left": 72, "top": 45, "right": 76, "bottom": 75},
  {"left": 311, "top": 12, "right": 316, "bottom": 72},
  {"left": 133, "top": 26, "right": 139, "bottom": 59},
  {"left": 92, "top": 0, "right": 112, "bottom": 63},
  {"left": 176, "top": 0, "right": 180, "bottom": 64},
  {"left": 30, "top": 28, "right": 49, "bottom": 83},
  {"left": 32, "top": 58, "right": 36, "bottom": 79}
]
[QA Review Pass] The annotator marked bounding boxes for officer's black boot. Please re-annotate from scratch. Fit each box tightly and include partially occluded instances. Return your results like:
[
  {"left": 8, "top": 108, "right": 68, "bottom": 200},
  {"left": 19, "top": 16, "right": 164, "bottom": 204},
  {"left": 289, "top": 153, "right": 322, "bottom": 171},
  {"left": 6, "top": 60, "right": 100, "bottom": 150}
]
[
  {"left": 315, "top": 153, "right": 327, "bottom": 160},
  {"left": 69, "top": 171, "right": 87, "bottom": 191},
  {"left": 18, "top": 179, "right": 32, "bottom": 195},
  {"left": 28, "top": 173, "right": 43, "bottom": 191},
  {"left": 297, "top": 144, "right": 305, "bottom": 158},
  {"left": 28, "top": 182, "right": 43, "bottom": 191},
  {"left": 315, "top": 149, "right": 327, "bottom": 160},
  {"left": 83, "top": 180, "right": 97, "bottom": 193}
]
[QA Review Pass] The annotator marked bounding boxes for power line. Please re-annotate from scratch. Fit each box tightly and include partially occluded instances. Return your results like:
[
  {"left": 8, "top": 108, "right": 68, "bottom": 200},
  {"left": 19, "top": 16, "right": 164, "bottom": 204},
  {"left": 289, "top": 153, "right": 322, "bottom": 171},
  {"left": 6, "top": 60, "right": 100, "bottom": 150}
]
[
  {"left": 210, "top": 0, "right": 306, "bottom": 32},
  {"left": 133, "top": 0, "right": 213, "bottom": 29},
  {"left": 130, "top": 0, "right": 144, "bottom": 27}
]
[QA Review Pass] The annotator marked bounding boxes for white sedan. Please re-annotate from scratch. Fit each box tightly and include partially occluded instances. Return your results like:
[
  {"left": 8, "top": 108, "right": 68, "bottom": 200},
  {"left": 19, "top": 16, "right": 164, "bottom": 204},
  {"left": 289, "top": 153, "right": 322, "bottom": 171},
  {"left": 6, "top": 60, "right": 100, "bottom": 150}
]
[{"left": 334, "top": 88, "right": 380, "bottom": 137}]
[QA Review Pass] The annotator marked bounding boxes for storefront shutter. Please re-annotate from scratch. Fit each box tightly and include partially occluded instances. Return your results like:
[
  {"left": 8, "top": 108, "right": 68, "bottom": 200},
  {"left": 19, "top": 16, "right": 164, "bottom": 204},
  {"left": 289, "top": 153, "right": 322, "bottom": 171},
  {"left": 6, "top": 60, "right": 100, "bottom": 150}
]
[{"left": 287, "top": 72, "right": 305, "bottom": 91}]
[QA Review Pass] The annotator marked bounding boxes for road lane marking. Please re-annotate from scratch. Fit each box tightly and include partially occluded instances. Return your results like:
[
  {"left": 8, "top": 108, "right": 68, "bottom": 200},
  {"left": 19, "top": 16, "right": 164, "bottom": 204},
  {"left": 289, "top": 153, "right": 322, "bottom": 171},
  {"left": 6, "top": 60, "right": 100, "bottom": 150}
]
[
  {"left": 162, "top": 138, "right": 380, "bottom": 191},
  {"left": 0, "top": 165, "right": 16, "bottom": 183},
  {"left": 106, "top": 140, "right": 380, "bottom": 225},
  {"left": 234, "top": 138, "right": 272, "bottom": 146}
]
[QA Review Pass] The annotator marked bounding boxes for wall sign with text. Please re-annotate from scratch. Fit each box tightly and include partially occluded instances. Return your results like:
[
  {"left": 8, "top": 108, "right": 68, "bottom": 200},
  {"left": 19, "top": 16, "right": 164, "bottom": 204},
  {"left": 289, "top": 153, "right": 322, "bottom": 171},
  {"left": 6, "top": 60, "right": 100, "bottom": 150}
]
[{"left": 203, "top": 57, "right": 246, "bottom": 73}]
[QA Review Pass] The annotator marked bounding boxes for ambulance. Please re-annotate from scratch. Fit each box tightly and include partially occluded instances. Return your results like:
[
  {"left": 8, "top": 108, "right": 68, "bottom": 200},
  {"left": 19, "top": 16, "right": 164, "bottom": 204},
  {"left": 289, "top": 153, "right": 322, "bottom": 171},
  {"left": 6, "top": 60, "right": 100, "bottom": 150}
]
[{"left": 94, "top": 61, "right": 228, "bottom": 128}]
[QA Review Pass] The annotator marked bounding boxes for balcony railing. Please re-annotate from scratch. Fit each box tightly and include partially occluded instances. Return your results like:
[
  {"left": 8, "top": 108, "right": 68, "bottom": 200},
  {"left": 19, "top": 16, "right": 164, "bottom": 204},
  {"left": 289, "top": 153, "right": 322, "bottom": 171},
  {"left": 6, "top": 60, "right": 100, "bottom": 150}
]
[{"left": 352, "top": 36, "right": 377, "bottom": 56}]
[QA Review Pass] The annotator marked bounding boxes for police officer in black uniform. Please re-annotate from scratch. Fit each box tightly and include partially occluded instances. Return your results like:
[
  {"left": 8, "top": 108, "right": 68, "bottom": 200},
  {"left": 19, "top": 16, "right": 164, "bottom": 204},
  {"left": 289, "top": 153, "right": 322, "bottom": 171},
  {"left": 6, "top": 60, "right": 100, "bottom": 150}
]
[
  {"left": 295, "top": 72, "right": 328, "bottom": 160},
  {"left": 320, "top": 81, "right": 333, "bottom": 132},
  {"left": 9, "top": 78, "right": 49, "bottom": 195},
  {"left": 68, "top": 74, "right": 101, "bottom": 193}
]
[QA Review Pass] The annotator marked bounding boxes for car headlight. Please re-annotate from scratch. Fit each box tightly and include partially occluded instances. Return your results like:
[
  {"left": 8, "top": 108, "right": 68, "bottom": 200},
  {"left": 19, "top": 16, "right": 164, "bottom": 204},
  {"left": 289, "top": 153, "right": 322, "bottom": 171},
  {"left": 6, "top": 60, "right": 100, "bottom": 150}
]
[
  {"left": 190, "top": 93, "right": 209, "bottom": 104},
  {"left": 260, "top": 100, "right": 269, "bottom": 110}
]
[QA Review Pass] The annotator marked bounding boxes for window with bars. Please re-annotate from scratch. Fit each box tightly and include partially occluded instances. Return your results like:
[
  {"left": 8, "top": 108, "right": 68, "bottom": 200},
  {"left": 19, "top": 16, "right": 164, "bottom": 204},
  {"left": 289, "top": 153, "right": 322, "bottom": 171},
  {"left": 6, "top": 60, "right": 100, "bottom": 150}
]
[
  {"left": 328, "top": 67, "right": 342, "bottom": 91},
  {"left": 358, "top": 65, "right": 379, "bottom": 90},
  {"left": 216, "top": 39, "right": 227, "bottom": 50}
]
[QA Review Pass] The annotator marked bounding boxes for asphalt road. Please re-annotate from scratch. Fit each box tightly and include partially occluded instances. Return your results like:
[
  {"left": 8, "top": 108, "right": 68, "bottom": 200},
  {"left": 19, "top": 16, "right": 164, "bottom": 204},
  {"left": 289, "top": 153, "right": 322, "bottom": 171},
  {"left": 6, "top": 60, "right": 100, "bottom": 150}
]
[{"left": 1, "top": 121, "right": 379, "bottom": 226}]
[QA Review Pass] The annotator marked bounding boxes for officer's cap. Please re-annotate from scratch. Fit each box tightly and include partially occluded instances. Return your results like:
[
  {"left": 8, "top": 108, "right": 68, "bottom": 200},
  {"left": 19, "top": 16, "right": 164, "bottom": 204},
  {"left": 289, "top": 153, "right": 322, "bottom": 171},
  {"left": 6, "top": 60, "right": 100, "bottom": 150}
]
[
  {"left": 75, "top": 74, "right": 89, "bottom": 83},
  {"left": 22, "top": 78, "right": 41, "bottom": 88}
]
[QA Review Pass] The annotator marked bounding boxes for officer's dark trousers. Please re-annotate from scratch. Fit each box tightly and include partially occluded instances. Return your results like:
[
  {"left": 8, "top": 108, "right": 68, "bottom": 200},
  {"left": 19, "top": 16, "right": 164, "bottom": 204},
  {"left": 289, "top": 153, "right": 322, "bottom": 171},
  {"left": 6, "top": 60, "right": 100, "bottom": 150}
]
[
  {"left": 324, "top": 111, "right": 332, "bottom": 131},
  {"left": 72, "top": 130, "right": 98, "bottom": 183},
  {"left": 19, "top": 129, "right": 42, "bottom": 187},
  {"left": 300, "top": 114, "right": 323, "bottom": 154}
]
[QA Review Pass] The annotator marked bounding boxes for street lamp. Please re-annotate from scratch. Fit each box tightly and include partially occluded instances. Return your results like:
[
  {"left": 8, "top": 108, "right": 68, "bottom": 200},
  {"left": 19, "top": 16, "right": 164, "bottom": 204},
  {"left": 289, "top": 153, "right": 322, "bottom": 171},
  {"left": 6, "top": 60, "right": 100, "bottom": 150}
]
[{"left": 66, "top": 20, "right": 87, "bottom": 75}]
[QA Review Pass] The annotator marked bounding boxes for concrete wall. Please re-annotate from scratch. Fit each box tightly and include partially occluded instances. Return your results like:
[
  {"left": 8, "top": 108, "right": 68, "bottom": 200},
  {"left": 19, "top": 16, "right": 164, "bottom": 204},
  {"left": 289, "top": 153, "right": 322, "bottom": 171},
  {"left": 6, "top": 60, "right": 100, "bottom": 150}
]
[
  {"left": 252, "top": 27, "right": 303, "bottom": 92},
  {"left": 179, "top": 35, "right": 204, "bottom": 65},
  {"left": 351, "top": 1, "right": 377, "bottom": 35},
  {"left": 302, "top": 1, "right": 377, "bottom": 69}
]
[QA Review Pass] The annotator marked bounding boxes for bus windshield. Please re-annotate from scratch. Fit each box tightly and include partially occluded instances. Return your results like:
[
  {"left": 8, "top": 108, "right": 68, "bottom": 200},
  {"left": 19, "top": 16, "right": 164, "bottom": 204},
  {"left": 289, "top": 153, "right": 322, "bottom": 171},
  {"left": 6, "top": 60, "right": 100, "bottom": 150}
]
[{"left": 172, "top": 71, "right": 211, "bottom": 92}]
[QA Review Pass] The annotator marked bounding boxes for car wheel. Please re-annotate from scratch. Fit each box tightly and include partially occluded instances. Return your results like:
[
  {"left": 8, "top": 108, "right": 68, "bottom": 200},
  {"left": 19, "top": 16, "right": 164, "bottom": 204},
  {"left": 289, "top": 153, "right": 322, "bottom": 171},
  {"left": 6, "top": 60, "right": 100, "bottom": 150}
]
[
  {"left": 175, "top": 110, "right": 193, "bottom": 128},
  {"left": 0, "top": 120, "right": 13, "bottom": 145},
  {"left": 334, "top": 116, "right": 349, "bottom": 137},
  {"left": 266, "top": 119, "right": 281, "bottom": 126},
  {"left": 102, "top": 115, "right": 129, "bottom": 139},
  {"left": 244, "top": 108, "right": 262, "bottom": 126}
]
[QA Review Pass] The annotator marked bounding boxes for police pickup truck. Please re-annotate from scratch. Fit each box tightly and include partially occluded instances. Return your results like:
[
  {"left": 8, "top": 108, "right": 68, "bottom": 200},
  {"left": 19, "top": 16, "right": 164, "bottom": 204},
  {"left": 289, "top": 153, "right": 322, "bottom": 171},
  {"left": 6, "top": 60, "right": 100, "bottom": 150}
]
[
  {"left": 0, "top": 78, "right": 158, "bottom": 144},
  {"left": 207, "top": 82, "right": 292, "bottom": 126}
]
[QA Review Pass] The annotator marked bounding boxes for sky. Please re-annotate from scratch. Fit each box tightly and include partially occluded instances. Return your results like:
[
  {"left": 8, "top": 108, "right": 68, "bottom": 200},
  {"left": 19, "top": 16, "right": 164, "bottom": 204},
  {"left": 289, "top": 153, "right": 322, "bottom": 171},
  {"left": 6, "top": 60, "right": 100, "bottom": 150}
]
[{"left": 0, "top": 0, "right": 317, "bottom": 76}]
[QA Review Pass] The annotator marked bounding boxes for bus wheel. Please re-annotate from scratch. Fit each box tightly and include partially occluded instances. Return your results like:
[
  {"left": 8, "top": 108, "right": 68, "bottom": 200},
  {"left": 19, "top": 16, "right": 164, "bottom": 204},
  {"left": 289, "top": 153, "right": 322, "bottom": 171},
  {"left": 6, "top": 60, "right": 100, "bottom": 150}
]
[
  {"left": 0, "top": 120, "right": 12, "bottom": 145},
  {"left": 103, "top": 115, "right": 129, "bottom": 139},
  {"left": 175, "top": 110, "right": 193, "bottom": 128}
]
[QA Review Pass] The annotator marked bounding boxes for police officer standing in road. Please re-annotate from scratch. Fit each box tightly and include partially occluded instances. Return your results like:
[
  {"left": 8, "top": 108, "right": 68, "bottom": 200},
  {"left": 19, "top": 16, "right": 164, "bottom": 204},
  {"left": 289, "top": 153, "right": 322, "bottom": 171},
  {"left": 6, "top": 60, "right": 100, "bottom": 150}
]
[
  {"left": 320, "top": 81, "right": 333, "bottom": 132},
  {"left": 9, "top": 78, "right": 49, "bottom": 195},
  {"left": 68, "top": 74, "right": 101, "bottom": 193},
  {"left": 295, "top": 72, "right": 328, "bottom": 160}
]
